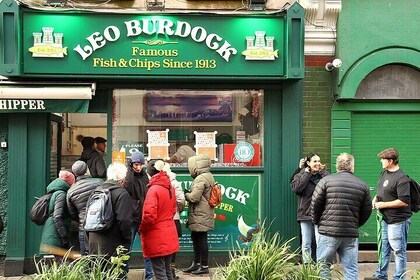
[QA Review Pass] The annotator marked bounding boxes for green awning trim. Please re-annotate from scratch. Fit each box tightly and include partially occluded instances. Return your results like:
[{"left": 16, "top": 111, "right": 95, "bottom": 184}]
[{"left": 0, "top": 99, "right": 89, "bottom": 113}]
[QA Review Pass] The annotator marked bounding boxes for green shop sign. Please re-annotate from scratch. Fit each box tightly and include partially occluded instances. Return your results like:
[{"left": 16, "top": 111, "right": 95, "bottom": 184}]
[
  {"left": 132, "top": 173, "right": 260, "bottom": 252},
  {"left": 22, "top": 13, "right": 285, "bottom": 77},
  {"left": 0, "top": 99, "right": 89, "bottom": 113}
]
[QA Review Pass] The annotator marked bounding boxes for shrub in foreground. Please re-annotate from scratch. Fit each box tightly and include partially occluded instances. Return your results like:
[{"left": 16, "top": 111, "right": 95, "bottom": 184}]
[
  {"left": 213, "top": 224, "right": 331, "bottom": 280},
  {"left": 33, "top": 245, "right": 129, "bottom": 280}
]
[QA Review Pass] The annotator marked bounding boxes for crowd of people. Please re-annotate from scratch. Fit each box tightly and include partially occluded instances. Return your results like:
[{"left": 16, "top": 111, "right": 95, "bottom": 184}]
[
  {"left": 38, "top": 135, "right": 216, "bottom": 280},
  {"left": 37, "top": 137, "right": 413, "bottom": 280},
  {"left": 291, "top": 148, "right": 412, "bottom": 280}
]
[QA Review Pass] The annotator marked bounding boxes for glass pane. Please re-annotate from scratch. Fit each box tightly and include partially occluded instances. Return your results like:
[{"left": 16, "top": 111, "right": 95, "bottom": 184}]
[
  {"left": 61, "top": 113, "right": 107, "bottom": 170},
  {"left": 113, "top": 89, "right": 264, "bottom": 167}
]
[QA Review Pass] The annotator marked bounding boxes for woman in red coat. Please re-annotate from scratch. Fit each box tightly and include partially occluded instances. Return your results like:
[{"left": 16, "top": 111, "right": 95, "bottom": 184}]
[{"left": 140, "top": 160, "right": 179, "bottom": 280}]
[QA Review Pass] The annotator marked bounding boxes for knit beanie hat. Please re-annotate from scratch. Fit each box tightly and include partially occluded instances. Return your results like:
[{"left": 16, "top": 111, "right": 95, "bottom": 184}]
[
  {"left": 59, "top": 170, "right": 75, "bottom": 187},
  {"left": 147, "top": 159, "right": 165, "bottom": 177},
  {"left": 130, "top": 152, "right": 145, "bottom": 165},
  {"left": 72, "top": 160, "right": 88, "bottom": 177}
]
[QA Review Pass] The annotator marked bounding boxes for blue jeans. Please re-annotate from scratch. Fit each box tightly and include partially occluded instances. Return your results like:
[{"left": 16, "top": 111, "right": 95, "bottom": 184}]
[
  {"left": 78, "top": 229, "right": 88, "bottom": 255},
  {"left": 317, "top": 234, "right": 358, "bottom": 280},
  {"left": 300, "top": 220, "right": 315, "bottom": 263},
  {"left": 374, "top": 218, "right": 411, "bottom": 280},
  {"left": 131, "top": 223, "right": 154, "bottom": 280}
]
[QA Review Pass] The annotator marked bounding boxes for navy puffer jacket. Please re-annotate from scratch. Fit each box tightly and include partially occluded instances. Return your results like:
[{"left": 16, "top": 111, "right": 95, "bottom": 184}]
[{"left": 311, "top": 171, "right": 372, "bottom": 238}]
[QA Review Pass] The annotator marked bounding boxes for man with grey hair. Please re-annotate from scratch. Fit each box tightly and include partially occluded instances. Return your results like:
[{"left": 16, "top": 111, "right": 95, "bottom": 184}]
[
  {"left": 87, "top": 163, "right": 132, "bottom": 274},
  {"left": 311, "top": 153, "right": 372, "bottom": 279}
]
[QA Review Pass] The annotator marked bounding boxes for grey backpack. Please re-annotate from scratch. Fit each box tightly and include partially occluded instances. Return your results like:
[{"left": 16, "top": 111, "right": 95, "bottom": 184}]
[{"left": 84, "top": 185, "right": 118, "bottom": 232}]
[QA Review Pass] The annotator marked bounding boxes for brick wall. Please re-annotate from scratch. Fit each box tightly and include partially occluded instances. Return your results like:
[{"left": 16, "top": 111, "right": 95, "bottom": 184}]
[{"left": 302, "top": 56, "right": 334, "bottom": 169}]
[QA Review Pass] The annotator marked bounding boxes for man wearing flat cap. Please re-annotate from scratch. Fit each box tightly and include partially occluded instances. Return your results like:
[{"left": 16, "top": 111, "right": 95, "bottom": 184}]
[
  {"left": 94, "top": 136, "right": 107, "bottom": 154},
  {"left": 94, "top": 136, "right": 107, "bottom": 163},
  {"left": 367, "top": 148, "right": 412, "bottom": 280}
]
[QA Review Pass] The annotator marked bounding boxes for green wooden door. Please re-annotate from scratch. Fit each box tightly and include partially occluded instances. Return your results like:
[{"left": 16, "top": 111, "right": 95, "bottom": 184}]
[{"left": 352, "top": 112, "right": 420, "bottom": 243}]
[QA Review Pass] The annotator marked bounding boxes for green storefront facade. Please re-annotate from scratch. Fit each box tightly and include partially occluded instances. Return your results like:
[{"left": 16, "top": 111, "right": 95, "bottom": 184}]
[
  {"left": 331, "top": 1, "right": 420, "bottom": 245},
  {"left": 0, "top": 2, "right": 304, "bottom": 275}
]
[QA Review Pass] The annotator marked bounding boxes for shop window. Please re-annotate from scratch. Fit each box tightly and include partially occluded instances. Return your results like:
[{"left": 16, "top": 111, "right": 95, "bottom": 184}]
[
  {"left": 61, "top": 113, "right": 107, "bottom": 169},
  {"left": 356, "top": 64, "right": 420, "bottom": 99},
  {"left": 113, "top": 89, "right": 264, "bottom": 167}
]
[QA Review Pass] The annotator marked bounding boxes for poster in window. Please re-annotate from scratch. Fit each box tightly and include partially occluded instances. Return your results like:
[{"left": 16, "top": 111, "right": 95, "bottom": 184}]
[
  {"left": 144, "top": 91, "right": 233, "bottom": 122},
  {"left": 194, "top": 131, "right": 218, "bottom": 161},
  {"left": 146, "top": 129, "right": 170, "bottom": 160}
]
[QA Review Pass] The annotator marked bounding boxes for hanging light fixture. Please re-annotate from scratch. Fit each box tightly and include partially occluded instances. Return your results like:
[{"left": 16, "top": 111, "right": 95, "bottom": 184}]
[
  {"left": 248, "top": 0, "right": 266, "bottom": 11},
  {"left": 146, "top": 0, "right": 165, "bottom": 11}
]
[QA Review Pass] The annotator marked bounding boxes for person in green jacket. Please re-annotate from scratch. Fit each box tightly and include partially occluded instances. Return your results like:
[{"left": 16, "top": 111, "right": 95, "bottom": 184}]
[{"left": 39, "top": 171, "right": 74, "bottom": 254}]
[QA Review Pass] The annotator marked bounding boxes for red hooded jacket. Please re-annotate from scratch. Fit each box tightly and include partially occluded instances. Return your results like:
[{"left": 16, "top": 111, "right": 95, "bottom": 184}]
[{"left": 140, "top": 171, "right": 179, "bottom": 258}]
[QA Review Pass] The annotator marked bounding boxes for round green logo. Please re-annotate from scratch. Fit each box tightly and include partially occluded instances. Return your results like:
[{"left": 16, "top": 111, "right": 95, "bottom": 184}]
[{"left": 234, "top": 142, "right": 255, "bottom": 162}]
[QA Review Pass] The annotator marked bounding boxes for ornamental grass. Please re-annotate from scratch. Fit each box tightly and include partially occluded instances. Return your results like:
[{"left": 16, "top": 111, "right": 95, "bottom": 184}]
[
  {"left": 213, "top": 223, "right": 336, "bottom": 280},
  {"left": 32, "top": 245, "right": 129, "bottom": 280}
]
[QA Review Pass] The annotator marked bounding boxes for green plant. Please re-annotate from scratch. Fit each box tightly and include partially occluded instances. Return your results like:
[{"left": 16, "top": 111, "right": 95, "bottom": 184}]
[
  {"left": 213, "top": 225, "right": 296, "bottom": 280},
  {"left": 32, "top": 245, "right": 130, "bottom": 280},
  {"left": 213, "top": 223, "right": 338, "bottom": 280},
  {"left": 295, "top": 261, "right": 328, "bottom": 280},
  {"left": 409, "top": 269, "right": 420, "bottom": 280}
]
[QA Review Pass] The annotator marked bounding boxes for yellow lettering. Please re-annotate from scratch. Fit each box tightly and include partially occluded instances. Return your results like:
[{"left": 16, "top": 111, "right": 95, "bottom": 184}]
[{"left": 162, "top": 58, "right": 193, "bottom": 69}]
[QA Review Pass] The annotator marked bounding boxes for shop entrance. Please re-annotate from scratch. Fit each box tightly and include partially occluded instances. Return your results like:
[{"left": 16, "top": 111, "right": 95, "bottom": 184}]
[{"left": 61, "top": 113, "right": 107, "bottom": 170}]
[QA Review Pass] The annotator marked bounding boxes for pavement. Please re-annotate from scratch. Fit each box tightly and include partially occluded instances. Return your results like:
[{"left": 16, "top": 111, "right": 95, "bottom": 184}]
[{"left": 0, "top": 263, "right": 419, "bottom": 279}]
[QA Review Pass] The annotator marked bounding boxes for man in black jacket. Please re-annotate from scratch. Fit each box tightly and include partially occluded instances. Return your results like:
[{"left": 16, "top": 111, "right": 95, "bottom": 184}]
[
  {"left": 311, "top": 152, "right": 372, "bottom": 280},
  {"left": 123, "top": 151, "right": 153, "bottom": 279},
  {"left": 87, "top": 163, "right": 132, "bottom": 268},
  {"left": 67, "top": 160, "right": 104, "bottom": 255},
  {"left": 77, "top": 135, "right": 107, "bottom": 178}
]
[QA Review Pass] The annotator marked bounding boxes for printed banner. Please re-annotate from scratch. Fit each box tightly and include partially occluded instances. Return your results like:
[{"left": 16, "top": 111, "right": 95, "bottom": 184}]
[{"left": 132, "top": 173, "right": 260, "bottom": 252}]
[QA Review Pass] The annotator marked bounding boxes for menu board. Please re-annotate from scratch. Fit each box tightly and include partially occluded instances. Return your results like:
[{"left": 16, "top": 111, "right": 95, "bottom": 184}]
[
  {"left": 146, "top": 129, "right": 170, "bottom": 160},
  {"left": 194, "top": 131, "right": 218, "bottom": 161}
]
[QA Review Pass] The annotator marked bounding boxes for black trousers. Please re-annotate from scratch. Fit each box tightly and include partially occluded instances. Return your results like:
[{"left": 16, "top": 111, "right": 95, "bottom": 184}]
[
  {"left": 171, "top": 219, "right": 182, "bottom": 264},
  {"left": 150, "top": 254, "right": 173, "bottom": 280},
  {"left": 191, "top": 231, "right": 208, "bottom": 266}
]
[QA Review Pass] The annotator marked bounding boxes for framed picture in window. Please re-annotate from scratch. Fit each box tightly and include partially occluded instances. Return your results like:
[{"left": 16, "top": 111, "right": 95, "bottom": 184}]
[{"left": 144, "top": 91, "right": 233, "bottom": 122}]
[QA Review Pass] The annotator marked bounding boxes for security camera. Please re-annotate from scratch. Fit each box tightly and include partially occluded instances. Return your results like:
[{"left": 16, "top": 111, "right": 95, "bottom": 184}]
[
  {"left": 325, "top": 58, "right": 342, "bottom": 71},
  {"left": 332, "top": 58, "right": 342, "bottom": 68}
]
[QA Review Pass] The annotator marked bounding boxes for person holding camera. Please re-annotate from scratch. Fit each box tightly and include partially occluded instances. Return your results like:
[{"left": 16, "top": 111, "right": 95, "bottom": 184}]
[{"left": 291, "top": 152, "right": 330, "bottom": 264}]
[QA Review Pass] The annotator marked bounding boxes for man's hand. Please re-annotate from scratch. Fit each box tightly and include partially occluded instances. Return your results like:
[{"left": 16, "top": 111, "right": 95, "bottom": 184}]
[
  {"left": 374, "top": 201, "right": 385, "bottom": 210},
  {"left": 372, "top": 196, "right": 377, "bottom": 209}
]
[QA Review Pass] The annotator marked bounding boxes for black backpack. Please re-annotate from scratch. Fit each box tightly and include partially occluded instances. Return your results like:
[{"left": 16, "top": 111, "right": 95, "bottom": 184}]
[
  {"left": 30, "top": 193, "right": 53, "bottom": 226},
  {"left": 408, "top": 178, "right": 420, "bottom": 213}
]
